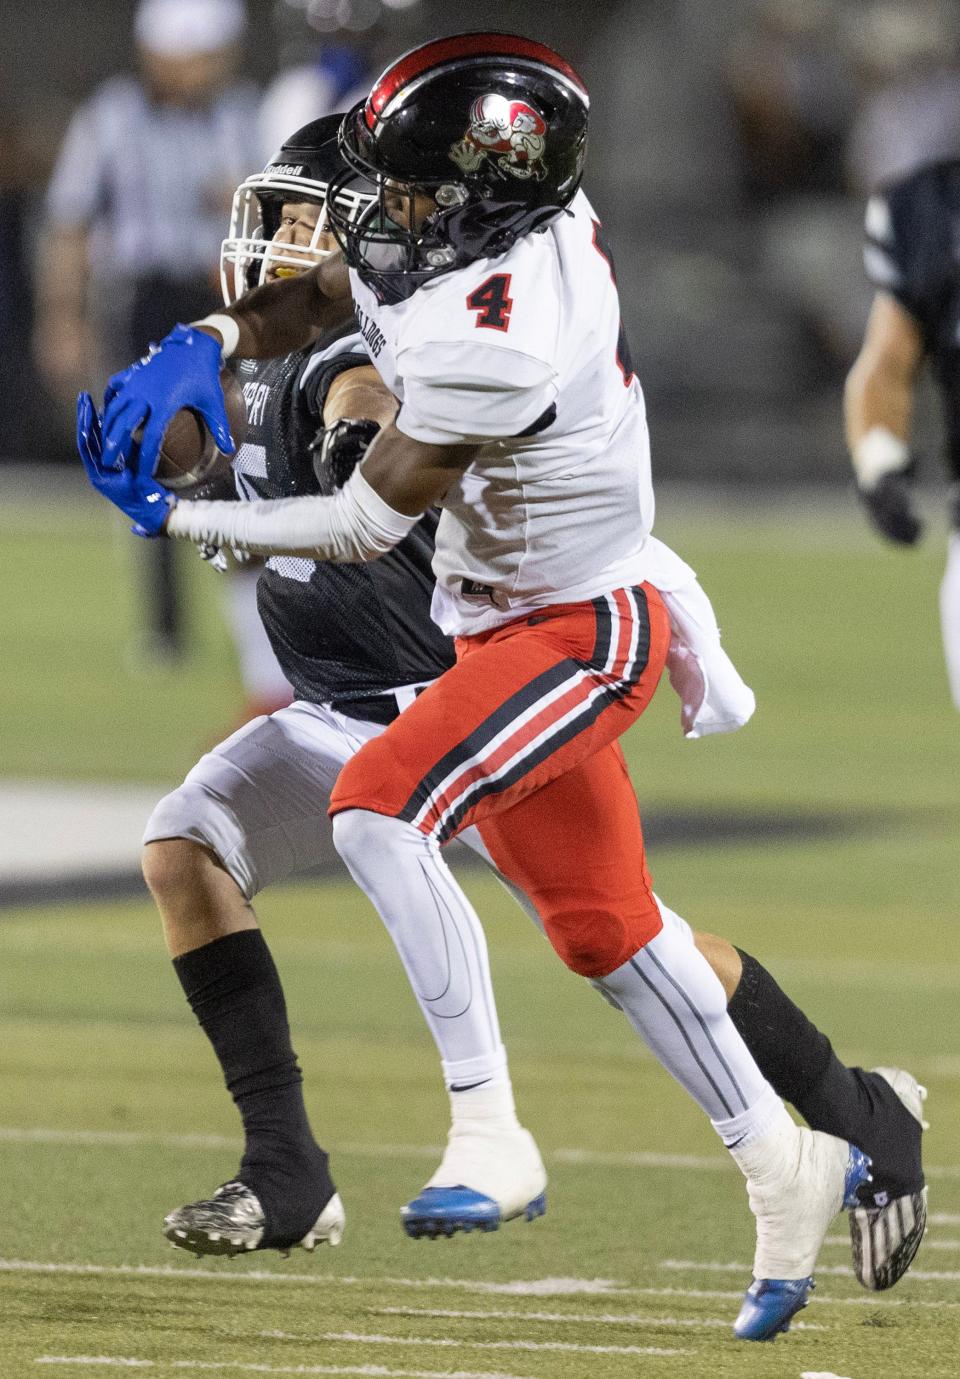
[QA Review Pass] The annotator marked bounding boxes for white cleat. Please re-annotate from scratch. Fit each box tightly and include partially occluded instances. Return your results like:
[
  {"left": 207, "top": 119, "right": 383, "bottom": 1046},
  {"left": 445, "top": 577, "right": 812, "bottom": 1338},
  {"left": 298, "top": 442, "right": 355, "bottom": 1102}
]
[
  {"left": 748, "top": 1125, "right": 865, "bottom": 1279},
  {"left": 871, "top": 1067, "right": 929, "bottom": 1134},
  {"left": 300, "top": 1192, "right": 346, "bottom": 1251},
  {"left": 402, "top": 1124, "right": 547, "bottom": 1239},
  {"left": 734, "top": 1119, "right": 872, "bottom": 1340}
]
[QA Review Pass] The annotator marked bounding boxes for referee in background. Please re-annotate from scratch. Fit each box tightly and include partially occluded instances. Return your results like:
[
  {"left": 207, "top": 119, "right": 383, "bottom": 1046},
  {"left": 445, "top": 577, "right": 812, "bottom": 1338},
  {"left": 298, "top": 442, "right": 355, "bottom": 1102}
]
[{"left": 35, "top": 0, "right": 258, "bottom": 661}]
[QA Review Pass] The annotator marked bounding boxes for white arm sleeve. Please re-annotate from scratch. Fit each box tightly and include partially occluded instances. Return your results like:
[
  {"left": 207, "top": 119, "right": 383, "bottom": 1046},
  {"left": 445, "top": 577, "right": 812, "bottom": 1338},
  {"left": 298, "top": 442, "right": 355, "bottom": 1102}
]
[{"left": 166, "top": 464, "right": 418, "bottom": 562}]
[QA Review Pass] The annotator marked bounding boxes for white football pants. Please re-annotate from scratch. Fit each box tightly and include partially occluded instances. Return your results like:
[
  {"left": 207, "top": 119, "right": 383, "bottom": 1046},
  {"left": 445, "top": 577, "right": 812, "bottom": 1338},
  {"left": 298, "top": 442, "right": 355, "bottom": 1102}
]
[{"left": 144, "top": 699, "right": 539, "bottom": 1087}]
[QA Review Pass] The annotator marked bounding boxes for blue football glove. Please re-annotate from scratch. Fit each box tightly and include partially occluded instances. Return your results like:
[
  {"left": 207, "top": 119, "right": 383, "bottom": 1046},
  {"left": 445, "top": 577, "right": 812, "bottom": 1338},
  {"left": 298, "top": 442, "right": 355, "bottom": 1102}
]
[
  {"left": 101, "top": 323, "right": 235, "bottom": 477},
  {"left": 77, "top": 391, "right": 176, "bottom": 537}
]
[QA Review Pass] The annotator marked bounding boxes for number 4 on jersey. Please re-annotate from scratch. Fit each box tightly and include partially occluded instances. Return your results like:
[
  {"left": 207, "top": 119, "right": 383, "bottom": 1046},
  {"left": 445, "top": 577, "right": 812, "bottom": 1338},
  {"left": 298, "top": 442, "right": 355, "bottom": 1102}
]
[{"left": 467, "top": 273, "right": 513, "bottom": 331}]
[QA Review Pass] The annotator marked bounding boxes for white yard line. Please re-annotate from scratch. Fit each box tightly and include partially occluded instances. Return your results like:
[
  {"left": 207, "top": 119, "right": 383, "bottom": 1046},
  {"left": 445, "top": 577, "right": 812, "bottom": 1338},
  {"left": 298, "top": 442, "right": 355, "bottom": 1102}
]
[
  {"left": 661, "top": 1258, "right": 960, "bottom": 1282},
  {"left": 0, "top": 782, "right": 163, "bottom": 880},
  {"left": 0, "top": 1260, "right": 624, "bottom": 1295},
  {"left": 36, "top": 1361, "right": 528, "bottom": 1379},
  {"left": 4, "top": 1258, "right": 958, "bottom": 1302},
  {"left": 2, "top": 1126, "right": 959, "bottom": 1180},
  {"left": 559, "top": 1145, "right": 960, "bottom": 1176},
  {"left": 262, "top": 1333, "right": 686, "bottom": 1358},
  {"left": 628, "top": 1285, "right": 960, "bottom": 1310},
  {"left": 0, "top": 1128, "right": 720, "bottom": 1171},
  {"left": 0, "top": 1128, "right": 240, "bottom": 1152},
  {"left": 551, "top": 1147, "right": 729, "bottom": 1172},
  {"left": 372, "top": 1305, "right": 824, "bottom": 1331}
]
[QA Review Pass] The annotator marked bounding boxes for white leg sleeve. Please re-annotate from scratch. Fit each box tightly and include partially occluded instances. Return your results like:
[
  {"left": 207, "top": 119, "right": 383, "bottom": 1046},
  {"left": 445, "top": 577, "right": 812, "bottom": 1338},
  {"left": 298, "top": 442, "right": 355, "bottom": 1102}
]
[
  {"left": 940, "top": 532, "right": 960, "bottom": 711},
  {"left": 333, "top": 810, "right": 509, "bottom": 1092},
  {"left": 599, "top": 899, "right": 783, "bottom": 1142},
  {"left": 224, "top": 565, "right": 293, "bottom": 703}
]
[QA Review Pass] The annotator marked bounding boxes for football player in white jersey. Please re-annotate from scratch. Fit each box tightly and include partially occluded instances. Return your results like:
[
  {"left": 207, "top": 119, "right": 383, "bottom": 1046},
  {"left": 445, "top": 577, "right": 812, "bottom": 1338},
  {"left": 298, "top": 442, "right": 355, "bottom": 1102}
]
[{"left": 82, "top": 34, "right": 923, "bottom": 1339}]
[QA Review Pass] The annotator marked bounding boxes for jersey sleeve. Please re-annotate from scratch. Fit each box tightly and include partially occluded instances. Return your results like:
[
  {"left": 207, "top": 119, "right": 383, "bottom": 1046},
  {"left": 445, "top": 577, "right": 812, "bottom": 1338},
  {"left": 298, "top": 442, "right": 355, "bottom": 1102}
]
[
  {"left": 863, "top": 164, "right": 950, "bottom": 332},
  {"left": 396, "top": 342, "right": 558, "bottom": 444},
  {"left": 297, "top": 320, "right": 375, "bottom": 420},
  {"left": 393, "top": 248, "right": 561, "bottom": 445}
]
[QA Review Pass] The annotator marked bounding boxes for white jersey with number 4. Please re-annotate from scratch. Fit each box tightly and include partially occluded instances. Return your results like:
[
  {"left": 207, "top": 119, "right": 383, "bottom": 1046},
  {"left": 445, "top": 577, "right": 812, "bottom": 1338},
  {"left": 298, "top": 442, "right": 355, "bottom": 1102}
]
[{"left": 349, "top": 190, "right": 656, "bottom": 636}]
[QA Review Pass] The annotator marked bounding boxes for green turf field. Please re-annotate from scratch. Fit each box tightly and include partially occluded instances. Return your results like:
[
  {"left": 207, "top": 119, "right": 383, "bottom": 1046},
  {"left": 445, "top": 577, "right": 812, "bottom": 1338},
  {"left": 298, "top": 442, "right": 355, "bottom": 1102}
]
[{"left": 0, "top": 484, "right": 958, "bottom": 1377}]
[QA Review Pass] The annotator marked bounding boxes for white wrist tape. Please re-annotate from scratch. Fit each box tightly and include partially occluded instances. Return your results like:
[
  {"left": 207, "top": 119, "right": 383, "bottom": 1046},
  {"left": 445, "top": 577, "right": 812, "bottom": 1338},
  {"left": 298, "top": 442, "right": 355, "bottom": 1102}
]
[
  {"left": 852, "top": 426, "right": 910, "bottom": 491},
  {"left": 166, "top": 464, "right": 418, "bottom": 563},
  {"left": 191, "top": 313, "right": 241, "bottom": 360}
]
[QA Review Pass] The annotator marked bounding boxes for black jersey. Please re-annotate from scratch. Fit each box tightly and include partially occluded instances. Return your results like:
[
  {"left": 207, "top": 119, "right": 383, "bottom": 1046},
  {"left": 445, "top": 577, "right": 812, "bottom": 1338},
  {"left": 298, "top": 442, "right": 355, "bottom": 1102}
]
[
  {"left": 864, "top": 159, "right": 960, "bottom": 477},
  {"left": 229, "top": 322, "right": 454, "bottom": 711}
]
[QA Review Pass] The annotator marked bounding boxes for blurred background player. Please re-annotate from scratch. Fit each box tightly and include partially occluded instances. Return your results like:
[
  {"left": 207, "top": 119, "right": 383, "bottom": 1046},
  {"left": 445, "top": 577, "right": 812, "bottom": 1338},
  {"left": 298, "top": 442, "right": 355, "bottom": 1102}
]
[
  {"left": 257, "top": 0, "right": 415, "bottom": 159},
  {"left": 843, "top": 0, "right": 960, "bottom": 195},
  {"left": 845, "top": 158, "right": 960, "bottom": 710},
  {"left": 0, "top": 97, "right": 53, "bottom": 463},
  {"left": 34, "top": 0, "right": 258, "bottom": 663}
]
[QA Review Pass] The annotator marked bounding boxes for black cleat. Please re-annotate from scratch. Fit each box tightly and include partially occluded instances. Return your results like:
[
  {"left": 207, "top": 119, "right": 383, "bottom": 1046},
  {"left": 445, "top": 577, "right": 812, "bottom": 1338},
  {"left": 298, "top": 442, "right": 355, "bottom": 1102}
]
[
  {"left": 164, "top": 1180, "right": 345, "bottom": 1258},
  {"left": 848, "top": 1068, "right": 928, "bottom": 1290}
]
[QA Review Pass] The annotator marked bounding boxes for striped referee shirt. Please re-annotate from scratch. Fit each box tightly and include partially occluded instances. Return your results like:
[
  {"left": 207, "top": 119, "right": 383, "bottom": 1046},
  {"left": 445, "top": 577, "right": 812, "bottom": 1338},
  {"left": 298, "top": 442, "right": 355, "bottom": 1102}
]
[{"left": 45, "top": 76, "right": 259, "bottom": 280}]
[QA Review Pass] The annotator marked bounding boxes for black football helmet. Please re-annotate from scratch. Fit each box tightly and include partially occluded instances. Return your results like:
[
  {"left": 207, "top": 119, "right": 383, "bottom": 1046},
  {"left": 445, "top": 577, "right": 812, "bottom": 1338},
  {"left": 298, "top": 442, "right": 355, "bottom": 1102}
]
[
  {"left": 325, "top": 32, "right": 590, "bottom": 302},
  {"left": 220, "top": 114, "right": 375, "bottom": 303}
]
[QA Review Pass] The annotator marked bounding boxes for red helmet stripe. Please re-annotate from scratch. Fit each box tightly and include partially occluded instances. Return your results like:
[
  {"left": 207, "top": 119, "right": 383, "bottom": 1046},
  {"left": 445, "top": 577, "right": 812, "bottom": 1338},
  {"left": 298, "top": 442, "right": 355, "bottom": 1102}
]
[{"left": 365, "top": 32, "right": 587, "bottom": 127}]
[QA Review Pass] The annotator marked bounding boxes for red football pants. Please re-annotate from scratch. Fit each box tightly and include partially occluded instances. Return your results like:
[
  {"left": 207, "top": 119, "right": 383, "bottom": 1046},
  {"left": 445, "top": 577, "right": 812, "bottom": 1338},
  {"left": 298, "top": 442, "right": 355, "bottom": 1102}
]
[{"left": 330, "top": 584, "right": 671, "bottom": 976}]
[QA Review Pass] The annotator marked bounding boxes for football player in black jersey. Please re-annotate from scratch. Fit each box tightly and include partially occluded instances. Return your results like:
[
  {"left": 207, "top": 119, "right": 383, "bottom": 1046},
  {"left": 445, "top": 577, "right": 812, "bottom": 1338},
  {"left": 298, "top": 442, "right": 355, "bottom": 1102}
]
[
  {"left": 82, "top": 107, "right": 926, "bottom": 1304},
  {"left": 141, "top": 118, "right": 550, "bottom": 1257},
  {"left": 847, "top": 158, "right": 960, "bottom": 710}
]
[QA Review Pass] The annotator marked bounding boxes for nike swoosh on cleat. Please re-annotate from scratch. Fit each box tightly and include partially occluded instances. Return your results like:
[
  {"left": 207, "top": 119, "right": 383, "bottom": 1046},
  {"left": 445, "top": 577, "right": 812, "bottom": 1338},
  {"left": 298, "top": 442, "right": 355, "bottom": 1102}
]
[{"left": 449, "top": 1078, "right": 492, "bottom": 1093}]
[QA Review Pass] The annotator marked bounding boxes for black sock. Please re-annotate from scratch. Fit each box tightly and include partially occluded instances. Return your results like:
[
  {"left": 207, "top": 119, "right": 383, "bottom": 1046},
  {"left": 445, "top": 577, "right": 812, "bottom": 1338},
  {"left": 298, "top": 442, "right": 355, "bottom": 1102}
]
[
  {"left": 173, "top": 929, "right": 334, "bottom": 1246},
  {"left": 728, "top": 949, "right": 923, "bottom": 1198}
]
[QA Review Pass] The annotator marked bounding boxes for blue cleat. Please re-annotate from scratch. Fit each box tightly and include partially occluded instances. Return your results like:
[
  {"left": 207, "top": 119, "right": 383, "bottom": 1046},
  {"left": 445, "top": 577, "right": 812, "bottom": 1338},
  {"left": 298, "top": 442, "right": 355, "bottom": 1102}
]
[
  {"left": 402, "top": 1186, "right": 547, "bottom": 1239},
  {"left": 401, "top": 1121, "right": 547, "bottom": 1241},
  {"left": 733, "top": 1277, "right": 814, "bottom": 1340},
  {"left": 734, "top": 1132, "right": 873, "bottom": 1342}
]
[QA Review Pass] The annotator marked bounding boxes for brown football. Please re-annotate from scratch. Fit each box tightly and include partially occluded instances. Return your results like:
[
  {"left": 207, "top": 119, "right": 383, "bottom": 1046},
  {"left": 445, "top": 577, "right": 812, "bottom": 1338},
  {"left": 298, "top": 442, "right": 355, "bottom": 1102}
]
[{"left": 153, "top": 368, "right": 247, "bottom": 491}]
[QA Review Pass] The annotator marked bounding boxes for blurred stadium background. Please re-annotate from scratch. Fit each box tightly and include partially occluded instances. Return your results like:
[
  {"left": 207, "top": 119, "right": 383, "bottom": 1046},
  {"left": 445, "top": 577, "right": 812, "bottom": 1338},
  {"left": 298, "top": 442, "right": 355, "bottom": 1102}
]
[
  {"left": 6, "top": 0, "right": 960, "bottom": 475},
  {"left": 1, "top": 2, "right": 959, "bottom": 1376}
]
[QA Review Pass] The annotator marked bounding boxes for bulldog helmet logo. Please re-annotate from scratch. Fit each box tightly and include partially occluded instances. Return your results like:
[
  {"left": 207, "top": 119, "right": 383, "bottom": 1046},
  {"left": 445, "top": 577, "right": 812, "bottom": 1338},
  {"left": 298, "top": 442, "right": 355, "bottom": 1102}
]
[{"left": 450, "top": 93, "right": 548, "bottom": 180}]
